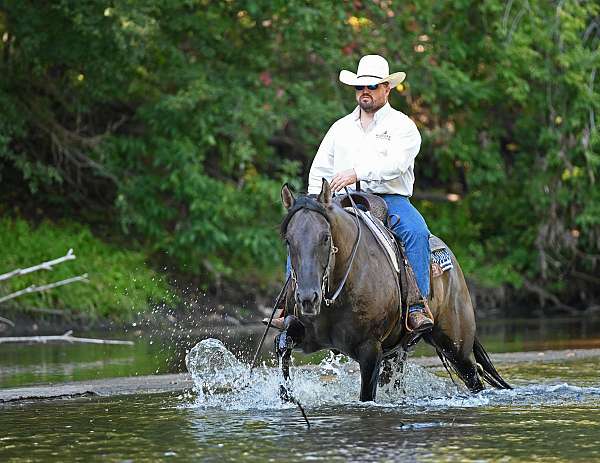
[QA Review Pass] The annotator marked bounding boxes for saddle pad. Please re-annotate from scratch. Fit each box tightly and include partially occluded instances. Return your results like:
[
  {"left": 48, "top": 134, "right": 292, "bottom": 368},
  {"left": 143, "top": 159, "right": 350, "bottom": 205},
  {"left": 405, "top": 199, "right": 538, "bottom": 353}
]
[
  {"left": 429, "top": 235, "right": 454, "bottom": 276},
  {"left": 342, "top": 212, "right": 454, "bottom": 276},
  {"left": 345, "top": 207, "right": 400, "bottom": 272},
  {"left": 431, "top": 248, "right": 453, "bottom": 272}
]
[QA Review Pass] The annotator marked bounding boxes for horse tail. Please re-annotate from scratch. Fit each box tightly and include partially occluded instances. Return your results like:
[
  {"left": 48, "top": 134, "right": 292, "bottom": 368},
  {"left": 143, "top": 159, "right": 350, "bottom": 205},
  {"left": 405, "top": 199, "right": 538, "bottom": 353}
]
[{"left": 473, "top": 337, "right": 512, "bottom": 389}]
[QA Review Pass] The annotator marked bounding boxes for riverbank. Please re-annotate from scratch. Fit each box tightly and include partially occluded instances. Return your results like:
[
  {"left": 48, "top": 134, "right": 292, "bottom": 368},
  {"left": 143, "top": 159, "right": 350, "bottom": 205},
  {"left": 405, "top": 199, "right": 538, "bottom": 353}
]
[{"left": 3, "top": 347, "right": 600, "bottom": 404}]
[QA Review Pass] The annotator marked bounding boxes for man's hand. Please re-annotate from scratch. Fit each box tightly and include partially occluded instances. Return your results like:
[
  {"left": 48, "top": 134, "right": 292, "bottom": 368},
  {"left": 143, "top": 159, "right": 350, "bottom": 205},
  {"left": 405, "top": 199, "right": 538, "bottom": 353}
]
[{"left": 330, "top": 169, "right": 358, "bottom": 193}]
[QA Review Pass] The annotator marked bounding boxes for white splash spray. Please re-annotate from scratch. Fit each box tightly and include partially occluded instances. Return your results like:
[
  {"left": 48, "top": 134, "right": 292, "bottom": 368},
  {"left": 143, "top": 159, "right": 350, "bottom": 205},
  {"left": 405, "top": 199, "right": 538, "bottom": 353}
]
[
  {"left": 185, "top": 338, "right": 600, "bottom": 411},
  {"left": 185, "top": 338, "right": 457, "bottom": 410}
]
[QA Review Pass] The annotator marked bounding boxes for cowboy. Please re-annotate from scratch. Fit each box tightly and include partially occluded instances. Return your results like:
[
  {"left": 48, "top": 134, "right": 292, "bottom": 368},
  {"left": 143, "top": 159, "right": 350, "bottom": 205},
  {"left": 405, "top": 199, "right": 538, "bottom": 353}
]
[{"left": 268, "top": 54, "right": 433, "bottom": 333}]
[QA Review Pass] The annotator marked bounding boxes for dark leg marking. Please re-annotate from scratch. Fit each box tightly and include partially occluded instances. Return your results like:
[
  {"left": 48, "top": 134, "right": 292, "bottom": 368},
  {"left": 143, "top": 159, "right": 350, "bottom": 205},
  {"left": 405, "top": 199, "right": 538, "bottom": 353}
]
[
  {"left": 424, "top": 331, "right": 484, "bottom": 393},
  {"left": 357, "top": 341, "right": 383, "bottom": 402}
]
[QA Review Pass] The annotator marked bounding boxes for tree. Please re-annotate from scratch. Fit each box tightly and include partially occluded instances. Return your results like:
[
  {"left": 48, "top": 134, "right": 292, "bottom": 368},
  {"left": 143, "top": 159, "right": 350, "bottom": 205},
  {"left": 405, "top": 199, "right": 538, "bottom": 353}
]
[{"left": 1, "top": 0, "right": 598, "bottom": 310}]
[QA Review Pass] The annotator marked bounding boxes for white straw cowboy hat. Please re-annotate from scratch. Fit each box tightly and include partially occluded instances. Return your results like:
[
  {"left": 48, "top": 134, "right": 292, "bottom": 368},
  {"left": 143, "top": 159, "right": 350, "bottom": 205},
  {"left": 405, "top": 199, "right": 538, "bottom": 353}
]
[{"left": 339, "top": 54, "right": 406, "bottom": 87}]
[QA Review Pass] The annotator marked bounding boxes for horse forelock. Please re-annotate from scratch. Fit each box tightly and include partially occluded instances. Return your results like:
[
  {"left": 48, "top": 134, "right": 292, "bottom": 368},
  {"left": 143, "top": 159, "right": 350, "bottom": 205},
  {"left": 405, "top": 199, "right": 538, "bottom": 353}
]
[{"left": 280, "top": 195, "right": 330, "bottom": 238}]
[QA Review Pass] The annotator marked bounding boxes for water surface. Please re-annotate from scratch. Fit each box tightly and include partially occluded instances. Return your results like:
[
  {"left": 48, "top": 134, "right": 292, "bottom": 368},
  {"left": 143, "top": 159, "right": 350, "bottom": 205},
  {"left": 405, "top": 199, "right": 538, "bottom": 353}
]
[
  {"left": 2, "top": 317, "right": 600, "bottom": 389},
  {"left": 1, "top": 342, "right": 598, "bottom": 462},
  {"left": 1, "top": 318, "right": 599, "bottom": 462}
]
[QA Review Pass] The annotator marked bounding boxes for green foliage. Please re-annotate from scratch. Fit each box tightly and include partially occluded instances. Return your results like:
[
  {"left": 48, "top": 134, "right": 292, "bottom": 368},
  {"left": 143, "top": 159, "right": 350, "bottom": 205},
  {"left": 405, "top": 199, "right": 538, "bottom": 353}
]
[
  {"left": 0, "top": 0, "right": 598, "bottom": 310},
  {"left": 0, "top": 217, "right": 174, "bottom": 319}
]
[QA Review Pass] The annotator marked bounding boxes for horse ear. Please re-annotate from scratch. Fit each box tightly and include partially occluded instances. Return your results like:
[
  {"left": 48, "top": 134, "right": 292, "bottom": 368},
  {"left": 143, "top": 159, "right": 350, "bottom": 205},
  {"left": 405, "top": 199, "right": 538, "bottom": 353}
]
[
  {"left": 318, "top": 178, "right": 333, "bottom": 206},
  {"left": 281, "top": 183, "right": 295, "bottom": 209}
]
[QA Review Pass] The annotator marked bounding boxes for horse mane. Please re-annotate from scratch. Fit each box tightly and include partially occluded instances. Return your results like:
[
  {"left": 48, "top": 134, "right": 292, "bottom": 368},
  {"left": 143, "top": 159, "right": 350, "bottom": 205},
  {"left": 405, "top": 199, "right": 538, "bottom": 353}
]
[{"left": 280, "top": 194, "right": 329, "bottom": 237}]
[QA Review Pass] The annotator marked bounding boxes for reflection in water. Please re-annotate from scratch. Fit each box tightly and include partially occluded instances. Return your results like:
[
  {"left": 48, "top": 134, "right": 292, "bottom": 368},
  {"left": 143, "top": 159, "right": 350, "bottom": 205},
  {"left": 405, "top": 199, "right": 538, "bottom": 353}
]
[
  {"left": 1, "top": 384, "right": 599, "bottom": 461},
  {"left": 475, "top": 316, "right": 600, "bottom": 352},
  {"left": 1, "top": 319, "right": 600, "bottom": 461}
]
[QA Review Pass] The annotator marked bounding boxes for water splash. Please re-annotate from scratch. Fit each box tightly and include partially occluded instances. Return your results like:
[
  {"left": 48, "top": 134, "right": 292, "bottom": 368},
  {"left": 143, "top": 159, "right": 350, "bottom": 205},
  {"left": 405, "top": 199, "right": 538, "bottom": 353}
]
[
  {"left": 184, "top": 338, "right": 456, "bottom": 410},
  {"left": 185, "top": 338, "right": 247, "bottom": 398},
  {"left": 185, "top": 338, "right": 600, "bottom": 411},
  {"left": 185, "top": 338, "right": 283, "bottom": 409}
]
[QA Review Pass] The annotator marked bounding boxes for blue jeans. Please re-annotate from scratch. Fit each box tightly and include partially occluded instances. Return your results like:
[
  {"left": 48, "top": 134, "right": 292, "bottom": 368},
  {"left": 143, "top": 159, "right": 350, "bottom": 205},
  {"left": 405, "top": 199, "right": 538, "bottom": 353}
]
[{"left": 380, "top": 195, "right": 430, "bottom": 304}]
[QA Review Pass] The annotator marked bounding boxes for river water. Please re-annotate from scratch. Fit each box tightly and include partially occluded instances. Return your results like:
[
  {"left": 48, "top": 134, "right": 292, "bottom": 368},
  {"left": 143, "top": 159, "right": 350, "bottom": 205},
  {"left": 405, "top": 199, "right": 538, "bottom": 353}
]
[{"left": 1, "top": 318, "right": 599, "bottom": 462}]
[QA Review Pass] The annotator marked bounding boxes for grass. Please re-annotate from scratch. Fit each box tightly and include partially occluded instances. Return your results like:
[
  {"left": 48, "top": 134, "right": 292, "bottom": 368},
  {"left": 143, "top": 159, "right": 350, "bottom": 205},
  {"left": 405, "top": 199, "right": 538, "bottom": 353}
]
[{"left": 0, "top": 217, "right": 175, "bottom": 320}]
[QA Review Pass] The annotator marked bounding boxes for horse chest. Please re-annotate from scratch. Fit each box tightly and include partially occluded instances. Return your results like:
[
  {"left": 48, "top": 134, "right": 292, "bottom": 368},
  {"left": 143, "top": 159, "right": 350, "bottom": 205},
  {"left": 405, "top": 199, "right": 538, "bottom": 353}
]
[{"left": 302, "top": 306, "right": 387, "bottom": 353}]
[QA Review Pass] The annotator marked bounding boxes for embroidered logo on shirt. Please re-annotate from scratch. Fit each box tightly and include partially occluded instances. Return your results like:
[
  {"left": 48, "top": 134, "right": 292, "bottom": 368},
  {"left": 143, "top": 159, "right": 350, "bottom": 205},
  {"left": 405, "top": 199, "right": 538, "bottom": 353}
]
[{"left": 376, "top": 130, "right": 391, "bottom": 141}]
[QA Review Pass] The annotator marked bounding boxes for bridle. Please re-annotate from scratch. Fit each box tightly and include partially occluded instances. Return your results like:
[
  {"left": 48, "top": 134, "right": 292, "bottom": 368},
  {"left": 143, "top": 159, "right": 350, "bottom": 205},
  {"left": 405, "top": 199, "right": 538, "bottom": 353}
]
[{"left": 283, "top": 189, "right": 362, "bottom": 309}]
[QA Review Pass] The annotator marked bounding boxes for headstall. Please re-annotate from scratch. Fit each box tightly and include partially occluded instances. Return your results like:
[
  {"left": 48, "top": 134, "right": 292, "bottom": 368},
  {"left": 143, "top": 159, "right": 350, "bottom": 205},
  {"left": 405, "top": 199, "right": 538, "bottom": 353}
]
[{"left": 283, "top": 189, "right": 362, "bottom": 309}]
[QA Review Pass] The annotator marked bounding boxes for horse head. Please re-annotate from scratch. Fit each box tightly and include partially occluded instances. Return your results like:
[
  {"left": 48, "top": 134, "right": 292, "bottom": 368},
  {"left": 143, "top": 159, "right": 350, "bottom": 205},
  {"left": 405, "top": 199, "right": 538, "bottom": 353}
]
[{"left": 281, "top": 179, "right": 335, "bottom": 317}]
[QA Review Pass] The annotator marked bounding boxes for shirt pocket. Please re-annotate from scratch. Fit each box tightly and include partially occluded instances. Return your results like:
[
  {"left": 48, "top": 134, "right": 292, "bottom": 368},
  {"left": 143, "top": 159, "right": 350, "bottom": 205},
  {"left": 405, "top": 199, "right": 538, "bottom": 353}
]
[{"left": 374, "top": 137, "right": 390, "bottom": 158}]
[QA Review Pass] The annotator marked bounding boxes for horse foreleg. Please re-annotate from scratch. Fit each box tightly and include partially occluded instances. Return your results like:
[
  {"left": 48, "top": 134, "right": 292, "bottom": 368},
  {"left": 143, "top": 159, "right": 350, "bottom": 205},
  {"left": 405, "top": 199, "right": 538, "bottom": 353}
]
[
  {"left": 357, "top": 341, "right": 383, "bottom": 402},
  {"left": 274, "top": 315, "right": 306, "bottom": 382},
  {"left": 275, "top": 331, "right": 293, "bottom": 381}
]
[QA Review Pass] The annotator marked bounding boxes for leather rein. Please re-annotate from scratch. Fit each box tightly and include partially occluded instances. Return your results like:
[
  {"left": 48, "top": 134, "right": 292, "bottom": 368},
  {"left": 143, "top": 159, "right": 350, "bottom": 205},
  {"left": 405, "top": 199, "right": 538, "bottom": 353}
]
[{"left": 284, "top": 189, "right": 362, "bottom": 308}]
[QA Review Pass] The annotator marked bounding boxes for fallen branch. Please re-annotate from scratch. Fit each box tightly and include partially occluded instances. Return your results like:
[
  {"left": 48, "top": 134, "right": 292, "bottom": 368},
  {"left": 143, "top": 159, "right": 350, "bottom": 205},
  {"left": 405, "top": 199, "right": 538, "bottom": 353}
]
[
  {"left": 0, "top": 330, "right": 134, "bottom": 345},
  {"left": 523, "top": 280, "right": 578, "bottom": 314},
  {"left": 571, "top": 270, "right": 600, "bottom": 286},
  {"left": 0, "top": 274, "right": 89, "bottom": 304},
  {"left": 0, "top": 249, "right": 76, "bottom": 282},
  {"left": 0, "top": 316, "right": 15, "bottom": 327}
]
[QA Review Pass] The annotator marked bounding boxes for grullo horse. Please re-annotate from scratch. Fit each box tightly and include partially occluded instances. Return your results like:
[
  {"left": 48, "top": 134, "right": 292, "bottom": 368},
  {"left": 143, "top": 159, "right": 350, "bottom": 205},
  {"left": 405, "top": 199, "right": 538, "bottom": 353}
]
[{"left": 276, "top": 179, "right": 510, "bottom": 402}]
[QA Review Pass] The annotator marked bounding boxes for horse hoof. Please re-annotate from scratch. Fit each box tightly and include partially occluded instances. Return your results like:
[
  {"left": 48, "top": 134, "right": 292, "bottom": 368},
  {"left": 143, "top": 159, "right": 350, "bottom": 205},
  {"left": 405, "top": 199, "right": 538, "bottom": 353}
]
[{"left": 279, "top": 384, "right": 291, "bottom": 402}]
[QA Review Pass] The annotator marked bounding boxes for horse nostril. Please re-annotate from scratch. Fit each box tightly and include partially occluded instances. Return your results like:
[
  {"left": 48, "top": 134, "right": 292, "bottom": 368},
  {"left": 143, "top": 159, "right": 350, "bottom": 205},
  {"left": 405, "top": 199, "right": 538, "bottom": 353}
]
[
  {"left": 301, "top": 300, "right": 316, "bottom": 315},
  {"left": 296, "top": 289, "right": 320, "bottom": 315}
]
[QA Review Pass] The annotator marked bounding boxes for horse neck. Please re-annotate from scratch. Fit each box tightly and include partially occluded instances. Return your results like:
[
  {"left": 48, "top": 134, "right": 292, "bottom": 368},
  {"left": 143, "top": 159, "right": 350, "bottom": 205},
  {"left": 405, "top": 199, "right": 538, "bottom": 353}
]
[{"left": 328, "top": 206, "right": 361, "bottom": 280}]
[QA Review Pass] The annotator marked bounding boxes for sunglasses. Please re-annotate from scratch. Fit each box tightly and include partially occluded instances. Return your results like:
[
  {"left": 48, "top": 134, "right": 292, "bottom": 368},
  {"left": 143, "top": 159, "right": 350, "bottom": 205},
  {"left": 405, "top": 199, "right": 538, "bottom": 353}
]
[{"left": 354, "top": 84, "right": 380, "bottom": 91}]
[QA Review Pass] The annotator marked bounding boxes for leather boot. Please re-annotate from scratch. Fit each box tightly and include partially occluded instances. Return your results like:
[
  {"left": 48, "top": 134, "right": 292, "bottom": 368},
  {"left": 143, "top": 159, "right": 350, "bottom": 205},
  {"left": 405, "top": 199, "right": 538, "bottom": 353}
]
[
  {"left": 407, "top": 308, "right": 433, "bottom": 333},
  {"left": 262, "top": 308, "right": 285, "bottom": 330}
]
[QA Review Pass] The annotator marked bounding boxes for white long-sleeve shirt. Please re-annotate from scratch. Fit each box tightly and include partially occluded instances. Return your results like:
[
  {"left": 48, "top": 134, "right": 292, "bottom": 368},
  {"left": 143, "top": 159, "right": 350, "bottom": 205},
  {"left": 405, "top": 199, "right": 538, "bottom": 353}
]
[{"left": 308, "top": 103, "right": 421, "bottom": 196}]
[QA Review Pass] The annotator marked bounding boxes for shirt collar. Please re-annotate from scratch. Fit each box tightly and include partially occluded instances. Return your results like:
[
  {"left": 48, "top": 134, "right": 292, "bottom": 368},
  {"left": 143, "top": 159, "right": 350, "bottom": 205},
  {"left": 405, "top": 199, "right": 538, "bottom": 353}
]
[
  {"left": 374, "top": 102, "right": 392, "bottom": 122},
  {"left": 351, "top": 102, "right": 392, "bottom": 122}
]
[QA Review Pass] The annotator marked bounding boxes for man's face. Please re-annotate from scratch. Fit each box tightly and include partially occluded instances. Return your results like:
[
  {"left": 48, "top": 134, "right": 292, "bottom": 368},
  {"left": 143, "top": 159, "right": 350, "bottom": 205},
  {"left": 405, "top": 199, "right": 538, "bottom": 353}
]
[{"left": 355, "top": 82, "right": 391, "bottom": 113}]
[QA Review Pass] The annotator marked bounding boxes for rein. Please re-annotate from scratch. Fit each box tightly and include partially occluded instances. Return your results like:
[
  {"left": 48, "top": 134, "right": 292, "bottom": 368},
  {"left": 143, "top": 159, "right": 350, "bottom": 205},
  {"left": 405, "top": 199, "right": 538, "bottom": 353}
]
[{"left": 324, "top": 189, "right": 362, "bottom": 305}]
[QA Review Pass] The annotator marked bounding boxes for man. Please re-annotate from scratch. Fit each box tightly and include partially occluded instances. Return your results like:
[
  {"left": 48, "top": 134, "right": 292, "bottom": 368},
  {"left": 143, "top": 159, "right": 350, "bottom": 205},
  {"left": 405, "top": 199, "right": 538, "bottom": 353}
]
[{"left": 269, "top": 54, "right": 433, "bottom": 332}]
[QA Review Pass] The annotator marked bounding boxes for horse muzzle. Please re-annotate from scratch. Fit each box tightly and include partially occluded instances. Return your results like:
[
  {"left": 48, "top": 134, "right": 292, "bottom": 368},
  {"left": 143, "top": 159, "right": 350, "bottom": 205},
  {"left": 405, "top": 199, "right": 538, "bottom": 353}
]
[{"left": 296, "top": 289, "right": 321, "bottom": 316}]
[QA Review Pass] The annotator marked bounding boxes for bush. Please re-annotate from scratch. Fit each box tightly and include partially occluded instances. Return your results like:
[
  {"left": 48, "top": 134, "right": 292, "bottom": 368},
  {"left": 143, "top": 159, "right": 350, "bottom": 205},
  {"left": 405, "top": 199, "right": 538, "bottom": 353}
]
[{"left": 0, "top": 217, "right": 174, "bottom": 319}]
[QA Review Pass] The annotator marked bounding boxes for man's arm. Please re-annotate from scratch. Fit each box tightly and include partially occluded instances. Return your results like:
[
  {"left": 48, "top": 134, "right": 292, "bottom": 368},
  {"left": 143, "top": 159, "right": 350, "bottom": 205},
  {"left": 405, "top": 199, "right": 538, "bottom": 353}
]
[
  {"left": 308, "top": 126, "right": 335, "bottom": 194},
  {"left": 354, "top": 118, "right": 421, "bottom": 182}
]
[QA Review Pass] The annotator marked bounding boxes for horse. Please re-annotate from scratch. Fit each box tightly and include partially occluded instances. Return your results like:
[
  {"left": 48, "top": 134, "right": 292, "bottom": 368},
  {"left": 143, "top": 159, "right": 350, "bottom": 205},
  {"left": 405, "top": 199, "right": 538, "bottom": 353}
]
[{"left": 276, "top": 179, "right": 511, "bottom": 402}]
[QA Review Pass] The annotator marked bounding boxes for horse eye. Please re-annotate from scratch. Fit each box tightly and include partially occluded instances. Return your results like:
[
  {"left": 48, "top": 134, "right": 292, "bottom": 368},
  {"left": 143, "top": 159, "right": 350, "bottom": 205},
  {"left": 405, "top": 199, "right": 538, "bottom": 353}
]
[{"left": 321, "top": 234, "right": 330, "bottom": 244}]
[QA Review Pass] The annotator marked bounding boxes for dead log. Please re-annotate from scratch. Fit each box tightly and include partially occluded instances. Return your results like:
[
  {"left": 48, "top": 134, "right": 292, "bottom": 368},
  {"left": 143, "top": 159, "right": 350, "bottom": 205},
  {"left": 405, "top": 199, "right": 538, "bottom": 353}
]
[
  {"left": 0, "top": 316, "right": 15, "bottom": 327},
  {"left": 0, "top": 249, "right": 77, "bottom": 282},
  {"left": 0, "top": 274, "right": 88, "bottom": 304},
  {"left": 0, "top": 330, "right": 134, "bottom": 345}
]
